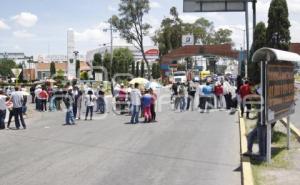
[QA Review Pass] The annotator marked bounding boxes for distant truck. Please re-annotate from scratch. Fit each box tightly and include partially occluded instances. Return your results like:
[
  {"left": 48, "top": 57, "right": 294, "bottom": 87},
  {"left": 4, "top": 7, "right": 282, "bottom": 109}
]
[
  {"left": 172, "top": 71, "right": 187, "bottom": 83},
  {"left": 200, "top": 70, "right": 211, "bottom": 82}
]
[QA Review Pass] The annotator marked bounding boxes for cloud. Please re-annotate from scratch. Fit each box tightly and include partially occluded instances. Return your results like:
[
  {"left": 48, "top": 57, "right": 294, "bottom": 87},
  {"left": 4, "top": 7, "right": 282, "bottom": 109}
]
[
  {"left": 150, "top": 1, "right": 161, "bottom": 9},
  {"left": 13, "top": 30, "right": 35, "bottom": 38},
  {"left": 108, "top": 5, "right": 117, "bottom": 12},
  {"left": 74, "top": 22, "right": 128, "bottom": 46},
  {"left": 0, "top": 19, "right": 10, "bottom": 30},
  {"left": 11, "top": 12, "right": 38, "bottom": 27},
  {"left": 290, "top": 20, "right": 300, "bottom": 42}
]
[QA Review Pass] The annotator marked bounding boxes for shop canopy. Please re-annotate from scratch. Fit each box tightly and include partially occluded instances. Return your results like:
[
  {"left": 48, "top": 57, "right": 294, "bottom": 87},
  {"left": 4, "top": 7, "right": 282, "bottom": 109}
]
[{"left": 252, "top": 47, "right": 300, "bottom": 63}]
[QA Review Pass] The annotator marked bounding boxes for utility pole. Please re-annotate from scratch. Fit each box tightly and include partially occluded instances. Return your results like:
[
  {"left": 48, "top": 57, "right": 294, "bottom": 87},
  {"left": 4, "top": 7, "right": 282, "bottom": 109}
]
[{"left": 103, "top": 19, "right": 117, "bottom": 81}]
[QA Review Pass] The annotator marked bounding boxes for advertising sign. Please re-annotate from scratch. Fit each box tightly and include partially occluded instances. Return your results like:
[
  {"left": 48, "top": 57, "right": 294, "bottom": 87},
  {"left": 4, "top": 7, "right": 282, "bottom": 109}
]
[
  {"left": 145, "top": 49, "right": 159, "bottom": 56},
  {"left": 267, "top": 62, "right": 295, "bottom": 123},
  {"left": 182, "top": 34, "right": 194, "bottom": 46}
]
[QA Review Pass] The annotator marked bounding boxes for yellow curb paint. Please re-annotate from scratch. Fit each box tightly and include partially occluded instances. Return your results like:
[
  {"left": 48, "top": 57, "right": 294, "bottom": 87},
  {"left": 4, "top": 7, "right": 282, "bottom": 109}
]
[{"left": 239, "top": 112, "right": 254, "bottom": 185}]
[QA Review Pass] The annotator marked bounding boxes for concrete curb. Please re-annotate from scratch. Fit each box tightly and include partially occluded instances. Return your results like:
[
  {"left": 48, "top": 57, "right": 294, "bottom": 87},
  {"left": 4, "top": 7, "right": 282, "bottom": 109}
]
[
  {"left": 238, "top": 114, "right": 254, "bottom": 185},
  {"left": 280, "top": 118, "right": 300, "bottom": 141}
]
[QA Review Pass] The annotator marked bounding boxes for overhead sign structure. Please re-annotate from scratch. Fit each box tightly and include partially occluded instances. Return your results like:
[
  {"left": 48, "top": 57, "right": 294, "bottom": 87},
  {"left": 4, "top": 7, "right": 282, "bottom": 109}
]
[
  {"left": 182, "top": 34, "right": 194, "bottom": 46},
  {"left": 183, "top": 0, "right": 247, "bottom": 12}
]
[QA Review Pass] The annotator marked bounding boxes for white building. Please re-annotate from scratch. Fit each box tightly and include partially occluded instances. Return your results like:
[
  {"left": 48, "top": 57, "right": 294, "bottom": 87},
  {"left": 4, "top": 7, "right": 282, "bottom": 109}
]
[
  {"left": 86, "top": 46, "right": 159, "bottom": 65},
  {"left": 0, "top": 52, "right": 27, "bottom": 65}
]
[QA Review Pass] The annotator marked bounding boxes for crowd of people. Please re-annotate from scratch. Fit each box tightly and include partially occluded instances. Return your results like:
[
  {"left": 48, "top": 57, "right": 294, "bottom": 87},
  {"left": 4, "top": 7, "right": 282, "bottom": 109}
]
[
  {"left": 0, "top": 86, "right": 28, "bottom": 130},
  {"left": 170, "top": 77, "right": 237, "bottom": 113},
  {"left": 113, "top": 83, "right": 158, "bottom": 124}
]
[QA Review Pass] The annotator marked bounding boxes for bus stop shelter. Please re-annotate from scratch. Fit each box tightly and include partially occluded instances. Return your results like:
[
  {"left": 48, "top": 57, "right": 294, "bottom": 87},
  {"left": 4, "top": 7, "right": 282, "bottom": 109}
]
[{"left": 252, "top": 47, "right": 300, "bottom": 162}]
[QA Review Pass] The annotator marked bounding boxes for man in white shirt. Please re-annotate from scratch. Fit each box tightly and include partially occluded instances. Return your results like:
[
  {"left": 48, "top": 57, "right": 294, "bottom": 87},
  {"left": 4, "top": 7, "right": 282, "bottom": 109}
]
[
  {"left": 130, "top": 83, "right": 141, "bottom": 124},
  {"left": 11, "top": 87, "right": 26, "bottom": 129},
  {"left": 0, "top": 89, "right": 7, "bottom": 129}
]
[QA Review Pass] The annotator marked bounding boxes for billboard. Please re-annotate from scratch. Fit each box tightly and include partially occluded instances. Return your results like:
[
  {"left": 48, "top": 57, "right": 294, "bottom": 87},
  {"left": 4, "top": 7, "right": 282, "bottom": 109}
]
[
  {"left": 182, "top": 34, "right": 194, "bottom": 46},
  {"left": 183, "top": 0, "right": 247, "bottom": 12},
  {"left": 267, "top": 62, "right": 295, "bottom": 123}
]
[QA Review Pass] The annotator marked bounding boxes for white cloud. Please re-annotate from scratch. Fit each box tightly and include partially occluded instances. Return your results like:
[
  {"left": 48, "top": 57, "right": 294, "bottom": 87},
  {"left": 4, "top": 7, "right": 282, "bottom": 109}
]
[
  {"left": 11, "top": 12, "right": 38, "bottom": 27},
  {"left": 108, "top": 5, "right": 117, "bottom": 12},
  {"left": 0, "top": 19, "right": 10, "bottom": 30},
  {"left": 290, "top": 20, "right": 300, "bottom": 42},
  {"left": 150, "top": 1, "right": 161, "bottom": 9},
  {"left": 13, "top": 30, "right": 35, "bottom": 38},
  {"left": 74, "top": 22, "right": 128, "bottom": 46}
]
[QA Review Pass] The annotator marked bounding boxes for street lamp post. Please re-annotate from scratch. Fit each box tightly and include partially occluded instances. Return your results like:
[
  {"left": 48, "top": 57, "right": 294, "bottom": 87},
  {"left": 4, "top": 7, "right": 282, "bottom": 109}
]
[{"left": 103, "top": 21, "right": 117, "bottom": 81}]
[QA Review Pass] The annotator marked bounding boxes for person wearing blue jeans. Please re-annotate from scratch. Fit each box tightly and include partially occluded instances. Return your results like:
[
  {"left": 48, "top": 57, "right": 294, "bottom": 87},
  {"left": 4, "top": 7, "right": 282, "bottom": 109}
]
[
  {"left": 131, "top": 105, "right": 140, "bottom": 124},
  {"left": 63, "top": 88, "right": 75, "bottom": 125},
  {"left": 130, "top": 83, "right": 141, "bottom": 124},
  {"left": 66, "top": 108, "right": 75, "bottom": 125}
]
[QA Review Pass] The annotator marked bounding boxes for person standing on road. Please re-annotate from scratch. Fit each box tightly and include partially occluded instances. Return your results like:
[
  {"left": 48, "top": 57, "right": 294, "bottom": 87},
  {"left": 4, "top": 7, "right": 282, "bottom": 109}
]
[
  {"left": 0, "top": 90, "right": 7, "bottom": 129},
  {"left": 84, "top": 90, "right": 96, "bottom": 120},
  {"left": 239, "top": 80, "right": 252, "bottom": 119},
  {"left": 149, "top": 88, "right": 157, "bottom": 122},
  {"left": 39, "top": 87, "right": 49, "bottom": 112},
  {"left": 118, "top": 84, "right": 127, "bottom": 115},
  {"left": 178, "top": 83, "right": 186, "bottom": 112},
  {"left": 201, "top": 82, "right": 214, "bottom": 113},
  {"left": 10, "top": 87, "right": 26, "bottom": 129},
  {"left": 130, "top": 83, "right": 141, "bottom": 124},
  {"left": 35, "top": 85, "right": 42, "bottom": 111},
  {"left": 186, "top": 81, "right": 196, "bottom": 111},
  {"left": 223, "top": 78, "right": 233, "bottom": 110},
  {"left": 214, "top": 81, "right": 224, "bottom": 109},
  {"left": 141, "top": 89, "right": 152, "bottom": 123},
  {"left": 198, "top": 82, "right": 205, "bottom": 112},
  {"left": 63, "top": 88, "right": 75, "bottom": 125},
  {"left": 30, "top": 85, "right": 35, "bottom": 103},
  {"left": 76, "top": 90, "right": 83, "bottom": 120}
]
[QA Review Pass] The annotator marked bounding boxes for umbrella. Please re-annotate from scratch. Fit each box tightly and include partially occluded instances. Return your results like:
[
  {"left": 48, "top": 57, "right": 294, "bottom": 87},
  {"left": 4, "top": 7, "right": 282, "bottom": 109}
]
[
  {"left": 46, "top": 79, "right": 56, "bottom": 83},
  {"left": 145, "top": 81, "right": 162, "bottom": 90},
  {"left": 129, "top": 78, "right": 149, "bottom": 85}
]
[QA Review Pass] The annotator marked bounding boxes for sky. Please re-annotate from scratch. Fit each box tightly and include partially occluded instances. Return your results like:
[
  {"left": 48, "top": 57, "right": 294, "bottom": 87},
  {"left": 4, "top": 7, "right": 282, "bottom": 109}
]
[{"left": 0, "top": 0, "right": 300, "bottom": 57}]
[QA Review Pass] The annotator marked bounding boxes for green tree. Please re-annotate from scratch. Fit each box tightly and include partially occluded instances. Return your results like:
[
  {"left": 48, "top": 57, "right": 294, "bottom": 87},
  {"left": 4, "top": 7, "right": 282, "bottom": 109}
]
[
  {"left": 113, "top": 48, "right": 134, "bottom": 74},
  {"left": 131, "top": 61, "right": 135, "bottom": 77},
  {"left": 248, "top": 22, "right": 267, "bottom": 83},
  {"left": 0, "top": 59, "right": 17, "bottom": 77},
  {"left": 151, "top": 63, "right": 161, "bottom": 79},
  {"left": 93, "top": 53, "right": 102, "bottom": 72},
  {"left": 266, "top": 0, "right": 291, "bottom": 50},
  {"left": 103, "top": 52, "right": 112, "bottom": 80},
  {"left": 55, "top": 69, "right": 65, "bottom": 80},
  {"left": 152, "top": 7, "right": 183, "bottom": 56},
  {"left": 80, "top": 71, "right": 89, "bottom": 80},
  {"left": 50, "top": 62, "right": 56, "bottom": 77},
  {"left": 75, "top": 60, "right": 80, "bottom": 78},
  {"left": 152, "top": 9, "right": 233, "bottom": 56},
  {"left": 213, "top": 29, "right": 233, "bottom": 44},
  {"left": 141, "top": 61, "right": 145, "bottom": 77},
  {"left": 111, "top": 0, "right": 152, "bottom": 79},
  {"left": 136, "top": 62, "right": 140, "bottom": 77}
]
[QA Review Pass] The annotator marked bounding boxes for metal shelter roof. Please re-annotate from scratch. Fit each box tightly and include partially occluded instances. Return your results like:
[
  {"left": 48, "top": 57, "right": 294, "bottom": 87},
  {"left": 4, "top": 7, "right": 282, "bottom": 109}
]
[{"left": 252, "top": 47, "right": 300, "bottom": 63}]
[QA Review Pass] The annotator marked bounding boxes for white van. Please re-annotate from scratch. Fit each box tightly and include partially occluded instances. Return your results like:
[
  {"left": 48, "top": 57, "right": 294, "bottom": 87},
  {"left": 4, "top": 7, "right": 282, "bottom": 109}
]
[{"left": 173, "top": 71, "right": 187, "bottom": 83}]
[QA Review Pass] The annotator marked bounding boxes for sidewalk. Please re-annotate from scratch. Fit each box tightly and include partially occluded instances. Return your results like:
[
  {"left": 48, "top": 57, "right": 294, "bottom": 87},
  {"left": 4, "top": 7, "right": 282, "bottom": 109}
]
[{"left": 243, "top": 113, "right": 300, "bottom": 185}]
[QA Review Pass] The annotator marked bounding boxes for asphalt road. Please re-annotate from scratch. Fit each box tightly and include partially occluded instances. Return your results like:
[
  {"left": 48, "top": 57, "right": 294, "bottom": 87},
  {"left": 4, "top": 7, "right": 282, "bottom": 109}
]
[{"left": 0, "top": 89, "right": 241, "bottom": 185}]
